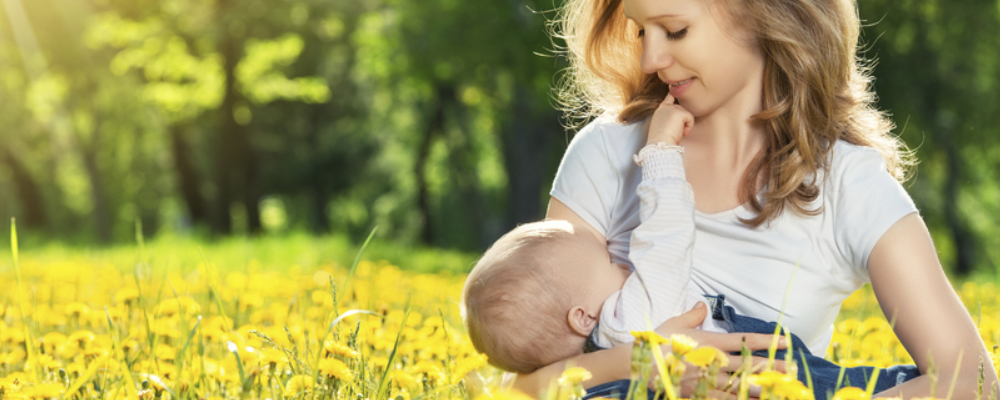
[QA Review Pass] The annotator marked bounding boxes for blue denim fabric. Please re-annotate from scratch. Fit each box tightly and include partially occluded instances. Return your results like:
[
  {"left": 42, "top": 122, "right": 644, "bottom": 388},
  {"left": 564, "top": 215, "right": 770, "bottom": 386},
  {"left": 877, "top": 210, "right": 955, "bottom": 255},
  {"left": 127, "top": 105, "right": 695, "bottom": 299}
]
[{"left": 581, "top": 295, "right": 919, "bottom": 400}]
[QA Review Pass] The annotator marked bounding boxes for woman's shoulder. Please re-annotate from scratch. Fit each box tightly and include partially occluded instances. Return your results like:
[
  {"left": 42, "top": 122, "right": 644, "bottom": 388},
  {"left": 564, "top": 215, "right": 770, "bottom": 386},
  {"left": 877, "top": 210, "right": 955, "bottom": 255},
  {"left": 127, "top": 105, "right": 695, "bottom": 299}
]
[
  {"left": 567, "top": 116, "right": 647, "bottom": 157},
  {"left": 824, "top": 140, "right": 898, "bottom": 191}
]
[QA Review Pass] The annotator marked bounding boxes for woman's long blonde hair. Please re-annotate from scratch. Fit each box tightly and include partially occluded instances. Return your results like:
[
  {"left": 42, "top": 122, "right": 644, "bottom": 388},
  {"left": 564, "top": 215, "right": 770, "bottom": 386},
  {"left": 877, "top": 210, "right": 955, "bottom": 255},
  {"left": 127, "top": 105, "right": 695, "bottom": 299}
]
[{"left": 554, "top": 0, "right": 914, "bottom": 227}]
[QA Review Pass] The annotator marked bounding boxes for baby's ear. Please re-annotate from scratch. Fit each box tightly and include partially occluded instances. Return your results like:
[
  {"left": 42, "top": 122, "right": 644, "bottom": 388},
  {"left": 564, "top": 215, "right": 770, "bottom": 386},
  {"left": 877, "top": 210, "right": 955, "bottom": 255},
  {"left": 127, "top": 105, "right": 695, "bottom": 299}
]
[{"left": 566, "top": 306, "right": 598, "bottom": 337}]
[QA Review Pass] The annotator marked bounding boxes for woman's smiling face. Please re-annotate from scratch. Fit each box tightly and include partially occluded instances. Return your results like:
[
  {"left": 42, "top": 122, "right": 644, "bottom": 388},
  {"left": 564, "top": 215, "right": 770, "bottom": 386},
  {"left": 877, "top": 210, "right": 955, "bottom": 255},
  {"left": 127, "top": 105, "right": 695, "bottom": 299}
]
[{"left": 624, "top": 0, "right": 766, "bottom": 118}]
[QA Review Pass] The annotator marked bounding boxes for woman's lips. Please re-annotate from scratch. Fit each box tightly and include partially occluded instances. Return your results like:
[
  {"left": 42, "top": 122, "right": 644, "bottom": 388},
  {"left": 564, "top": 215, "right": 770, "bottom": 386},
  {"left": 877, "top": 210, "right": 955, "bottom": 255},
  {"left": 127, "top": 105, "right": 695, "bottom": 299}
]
[{"left": 668, "top": 78, "right": 695, "bottom": 97}]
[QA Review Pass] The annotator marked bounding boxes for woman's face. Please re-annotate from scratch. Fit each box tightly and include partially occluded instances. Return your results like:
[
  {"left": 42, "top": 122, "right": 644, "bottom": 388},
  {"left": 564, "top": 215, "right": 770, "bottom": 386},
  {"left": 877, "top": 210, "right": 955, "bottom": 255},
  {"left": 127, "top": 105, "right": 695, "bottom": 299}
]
[{"left": 624, "top": 0, "right": 765, "bottom": 118}]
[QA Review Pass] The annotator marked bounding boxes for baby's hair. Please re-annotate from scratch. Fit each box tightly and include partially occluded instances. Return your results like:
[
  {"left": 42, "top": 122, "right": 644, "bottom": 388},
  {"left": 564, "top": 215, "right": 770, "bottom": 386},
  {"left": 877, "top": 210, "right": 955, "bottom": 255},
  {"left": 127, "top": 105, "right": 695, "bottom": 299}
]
[
  {"left": 553, "top": 0, "right": 914, "bottom": 227},
  {"left": 461, "top": 220, "right": 587, "bottom": 373}
]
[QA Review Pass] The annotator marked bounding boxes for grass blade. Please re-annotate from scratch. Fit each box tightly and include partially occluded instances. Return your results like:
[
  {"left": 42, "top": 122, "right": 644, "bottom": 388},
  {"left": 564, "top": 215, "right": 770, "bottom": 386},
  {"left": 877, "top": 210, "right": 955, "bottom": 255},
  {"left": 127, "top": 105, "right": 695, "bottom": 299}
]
[
  {"left": 376, "top": 308, "right": 411, "bottom": 399},
  {"left": 106, "top": 307, "right": 138, "bottom": 400},
  {"left": 340, "top": 226, "right": 378, "bottom": 304}
]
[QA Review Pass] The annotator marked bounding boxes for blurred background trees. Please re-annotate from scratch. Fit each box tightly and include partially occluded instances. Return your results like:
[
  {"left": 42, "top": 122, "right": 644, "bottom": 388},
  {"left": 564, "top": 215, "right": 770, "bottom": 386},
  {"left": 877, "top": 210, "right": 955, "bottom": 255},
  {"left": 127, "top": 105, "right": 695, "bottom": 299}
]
[{"left": 1, "top": 0, "right": 998, "bottom": 276}]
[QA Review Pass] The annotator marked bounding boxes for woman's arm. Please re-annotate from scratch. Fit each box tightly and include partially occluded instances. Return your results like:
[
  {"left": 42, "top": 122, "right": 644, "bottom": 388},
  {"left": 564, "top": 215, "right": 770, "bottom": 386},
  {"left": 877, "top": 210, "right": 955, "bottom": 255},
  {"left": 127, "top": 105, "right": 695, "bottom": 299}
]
[{"left": 868, "top": 213, "right": 999, "bottom": 398}]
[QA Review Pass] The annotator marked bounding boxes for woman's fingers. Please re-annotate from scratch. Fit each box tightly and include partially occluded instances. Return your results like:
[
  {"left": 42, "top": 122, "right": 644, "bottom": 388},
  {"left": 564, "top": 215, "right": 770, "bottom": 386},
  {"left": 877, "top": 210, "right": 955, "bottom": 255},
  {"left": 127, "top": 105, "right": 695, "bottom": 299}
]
[
  {"left": 720, "top": 355, "right": 788, "bottom": 374},
  {"left": 656, "top": 302, "right": 708, "bottom": 331},
  {"left": 707, "top": 390, "right": 738, "bottom": 400},
  {"left": 683, "top": 331, "right": 787, "bottom": 352}
]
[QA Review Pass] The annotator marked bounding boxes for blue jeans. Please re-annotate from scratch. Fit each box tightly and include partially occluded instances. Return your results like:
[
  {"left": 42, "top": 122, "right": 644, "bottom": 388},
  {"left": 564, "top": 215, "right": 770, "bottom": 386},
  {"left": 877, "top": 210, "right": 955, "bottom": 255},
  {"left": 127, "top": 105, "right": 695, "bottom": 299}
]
[{"left": 582, "top": 295, "right": 919, "bottom": 400}]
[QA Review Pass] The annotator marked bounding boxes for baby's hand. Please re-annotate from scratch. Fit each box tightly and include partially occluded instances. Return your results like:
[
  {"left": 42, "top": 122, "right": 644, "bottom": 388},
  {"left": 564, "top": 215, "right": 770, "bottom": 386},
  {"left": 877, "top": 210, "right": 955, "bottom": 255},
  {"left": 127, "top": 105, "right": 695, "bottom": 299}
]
[{"left": 647, "top": 94, "right": 693, "bottom": 146}]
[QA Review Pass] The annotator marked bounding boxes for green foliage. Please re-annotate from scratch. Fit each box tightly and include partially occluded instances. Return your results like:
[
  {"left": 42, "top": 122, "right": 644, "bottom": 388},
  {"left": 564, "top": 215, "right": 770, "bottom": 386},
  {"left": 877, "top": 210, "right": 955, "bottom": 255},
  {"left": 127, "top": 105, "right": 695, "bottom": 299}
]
[{"left": 0, "top": 0, "right": 999, "bottom": 276}]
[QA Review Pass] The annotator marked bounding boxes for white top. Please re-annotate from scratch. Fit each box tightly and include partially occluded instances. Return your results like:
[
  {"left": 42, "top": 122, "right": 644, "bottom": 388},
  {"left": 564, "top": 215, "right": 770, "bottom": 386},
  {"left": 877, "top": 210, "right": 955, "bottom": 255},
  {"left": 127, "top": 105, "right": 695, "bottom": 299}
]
[
  {"left": 551, "top": 117, "right": 917, "bottom": 356},
  {"left": 596, "top": 147, "right": 727, "bottom": 347}
]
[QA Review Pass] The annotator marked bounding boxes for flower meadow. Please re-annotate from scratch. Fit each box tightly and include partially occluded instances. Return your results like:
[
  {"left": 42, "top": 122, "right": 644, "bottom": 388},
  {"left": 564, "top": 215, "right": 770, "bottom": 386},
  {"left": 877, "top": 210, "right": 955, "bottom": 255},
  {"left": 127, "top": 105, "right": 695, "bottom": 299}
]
[{"left": 0, "top": 232, "right": 998, "bottom": 400}]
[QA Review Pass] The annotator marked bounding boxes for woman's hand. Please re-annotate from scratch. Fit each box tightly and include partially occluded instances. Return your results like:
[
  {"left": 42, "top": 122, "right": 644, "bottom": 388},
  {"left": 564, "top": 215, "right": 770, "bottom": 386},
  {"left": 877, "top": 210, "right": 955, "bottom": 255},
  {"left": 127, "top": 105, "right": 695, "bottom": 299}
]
[
  {"left": 640, "top": 304, "right": 778, "bottom": 399},
  {"left": 648, "top": 364, "right": 763, "bottom": 400},
  {"left": 655, "top": 302, "right": 788, "bottom": 369},
  {"left": 647, "top": 94, "right": 694, "bottom": 146}
]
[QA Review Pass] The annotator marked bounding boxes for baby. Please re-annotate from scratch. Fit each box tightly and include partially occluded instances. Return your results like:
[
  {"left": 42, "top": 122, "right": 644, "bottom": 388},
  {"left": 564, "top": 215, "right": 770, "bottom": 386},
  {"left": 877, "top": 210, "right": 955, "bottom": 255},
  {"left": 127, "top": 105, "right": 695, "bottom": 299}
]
[
  {"left": 461, "top": 96, "right": 920, "bottom": 396},
  {"left": 462, "top": 95, "right": 705, "bottom": 374}
]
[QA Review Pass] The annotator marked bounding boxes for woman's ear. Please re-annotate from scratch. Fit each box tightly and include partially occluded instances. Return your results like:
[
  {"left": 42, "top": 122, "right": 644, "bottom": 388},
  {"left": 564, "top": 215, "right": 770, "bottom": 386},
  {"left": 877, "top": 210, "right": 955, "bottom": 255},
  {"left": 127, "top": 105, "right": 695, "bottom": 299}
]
[{"left": 566, "top": 306, "right": 598, "bottom": 337}]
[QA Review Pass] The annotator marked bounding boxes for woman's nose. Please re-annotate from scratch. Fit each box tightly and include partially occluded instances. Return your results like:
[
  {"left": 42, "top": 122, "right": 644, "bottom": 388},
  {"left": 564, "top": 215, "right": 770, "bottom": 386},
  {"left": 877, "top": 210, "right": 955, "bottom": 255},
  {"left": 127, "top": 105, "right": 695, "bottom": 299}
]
[{"left": 640, "top": 38, "right": 674, "bottom": 74}]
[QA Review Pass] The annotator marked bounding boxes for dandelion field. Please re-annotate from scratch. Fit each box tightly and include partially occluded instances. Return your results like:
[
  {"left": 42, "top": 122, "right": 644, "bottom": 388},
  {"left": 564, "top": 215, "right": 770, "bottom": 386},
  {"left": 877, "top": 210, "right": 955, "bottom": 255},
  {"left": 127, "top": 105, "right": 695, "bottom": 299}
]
[{"left": 0, "top": 231, "right": 998, "bottom": 400}]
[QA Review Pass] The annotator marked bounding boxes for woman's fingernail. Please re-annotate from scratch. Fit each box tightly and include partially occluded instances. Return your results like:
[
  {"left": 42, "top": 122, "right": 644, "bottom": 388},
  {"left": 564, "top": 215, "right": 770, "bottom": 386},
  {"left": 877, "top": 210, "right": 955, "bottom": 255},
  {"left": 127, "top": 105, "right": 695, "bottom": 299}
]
[{"left": 780, "top": 337, "right": 787, "bottom": 346}]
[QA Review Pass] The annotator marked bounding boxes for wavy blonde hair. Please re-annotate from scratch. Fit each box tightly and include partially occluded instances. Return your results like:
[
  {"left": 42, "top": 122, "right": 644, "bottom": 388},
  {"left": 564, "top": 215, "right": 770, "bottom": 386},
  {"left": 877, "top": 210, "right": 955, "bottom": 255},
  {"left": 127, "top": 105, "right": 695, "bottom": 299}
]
[{"left": 554, "top": 0, "right": 914, "bottom": 226}]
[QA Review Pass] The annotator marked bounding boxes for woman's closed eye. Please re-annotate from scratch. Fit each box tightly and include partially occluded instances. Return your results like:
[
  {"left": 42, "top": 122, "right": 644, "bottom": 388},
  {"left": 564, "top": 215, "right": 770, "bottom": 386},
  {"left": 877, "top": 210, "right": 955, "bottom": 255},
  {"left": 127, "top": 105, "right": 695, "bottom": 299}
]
[{"left": 637, "top": 27, "right": 689, "bottom": 40}]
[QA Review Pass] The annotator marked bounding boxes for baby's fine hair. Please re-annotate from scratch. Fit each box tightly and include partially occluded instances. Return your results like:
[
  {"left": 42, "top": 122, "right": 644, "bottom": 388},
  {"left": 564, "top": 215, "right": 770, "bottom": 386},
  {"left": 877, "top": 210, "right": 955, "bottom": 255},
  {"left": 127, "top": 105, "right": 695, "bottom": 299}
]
[{"left": 461, "top": 220, "right": 587, "bottom": 373}]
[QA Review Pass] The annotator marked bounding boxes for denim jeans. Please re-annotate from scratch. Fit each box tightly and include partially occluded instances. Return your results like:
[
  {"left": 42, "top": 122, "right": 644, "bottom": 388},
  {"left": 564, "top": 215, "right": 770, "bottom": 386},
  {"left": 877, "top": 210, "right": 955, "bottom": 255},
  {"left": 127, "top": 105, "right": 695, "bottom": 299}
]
[{"left": 581, "top": 295, "right": 919, "bottom": 400}]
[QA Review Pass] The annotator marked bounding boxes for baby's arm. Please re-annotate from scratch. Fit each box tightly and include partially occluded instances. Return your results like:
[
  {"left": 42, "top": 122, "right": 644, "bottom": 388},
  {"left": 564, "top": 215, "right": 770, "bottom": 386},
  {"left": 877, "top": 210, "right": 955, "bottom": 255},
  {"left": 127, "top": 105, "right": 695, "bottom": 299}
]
[{"left": 595, "top": 95, "right": 696, "bottom": 347}]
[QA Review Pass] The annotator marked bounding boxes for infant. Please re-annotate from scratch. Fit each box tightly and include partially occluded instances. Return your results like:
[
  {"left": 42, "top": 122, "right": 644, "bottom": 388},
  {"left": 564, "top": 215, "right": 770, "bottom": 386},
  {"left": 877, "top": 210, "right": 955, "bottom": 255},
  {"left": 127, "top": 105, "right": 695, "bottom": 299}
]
[
  {"left": 463, "top": 97, "right": 702, "bottom": 373},
  {"left": 462, "top": 143, "right": 702, "bottom": 374}
]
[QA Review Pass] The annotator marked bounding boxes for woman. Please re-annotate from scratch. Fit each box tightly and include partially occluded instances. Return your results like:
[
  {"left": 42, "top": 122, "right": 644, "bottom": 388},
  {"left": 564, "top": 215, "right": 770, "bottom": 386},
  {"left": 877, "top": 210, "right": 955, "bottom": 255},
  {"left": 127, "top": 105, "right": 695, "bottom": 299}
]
[{"left": 514, "top": 0, "right": 999, "bottom": 397}]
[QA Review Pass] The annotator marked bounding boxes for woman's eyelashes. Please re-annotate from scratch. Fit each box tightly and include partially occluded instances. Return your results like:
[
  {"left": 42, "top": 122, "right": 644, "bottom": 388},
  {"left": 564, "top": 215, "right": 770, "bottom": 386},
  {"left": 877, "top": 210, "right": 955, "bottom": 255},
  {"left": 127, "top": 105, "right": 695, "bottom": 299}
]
[
  {"left": 667, "top": 27, "right": 688, "bottom": 40},
  {"left": 637, "top": 27, "right": 689, "bottom": 40}
]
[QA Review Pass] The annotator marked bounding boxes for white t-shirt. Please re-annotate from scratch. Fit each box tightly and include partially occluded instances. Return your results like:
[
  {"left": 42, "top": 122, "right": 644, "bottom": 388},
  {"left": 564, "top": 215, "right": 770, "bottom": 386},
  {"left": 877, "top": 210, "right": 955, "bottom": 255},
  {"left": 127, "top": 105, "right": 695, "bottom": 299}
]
[{"left": 551, "top": 117, "right": 917, "bottom": 356}]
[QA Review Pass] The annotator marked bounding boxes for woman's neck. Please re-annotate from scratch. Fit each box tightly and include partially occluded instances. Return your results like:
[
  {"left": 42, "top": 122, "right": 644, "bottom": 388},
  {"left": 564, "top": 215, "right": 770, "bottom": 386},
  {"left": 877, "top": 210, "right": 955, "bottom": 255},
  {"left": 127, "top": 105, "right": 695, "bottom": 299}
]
[{"left": 684, "top": 102, "right": 767, "bottom": 170}]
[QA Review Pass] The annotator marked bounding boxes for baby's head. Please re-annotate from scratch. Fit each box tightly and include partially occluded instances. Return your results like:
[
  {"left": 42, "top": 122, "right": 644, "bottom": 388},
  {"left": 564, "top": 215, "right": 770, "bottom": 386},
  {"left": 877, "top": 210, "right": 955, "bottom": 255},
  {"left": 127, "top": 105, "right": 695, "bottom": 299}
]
[{"left": 461, "top": 220, "right": 629, "bottom": 373}]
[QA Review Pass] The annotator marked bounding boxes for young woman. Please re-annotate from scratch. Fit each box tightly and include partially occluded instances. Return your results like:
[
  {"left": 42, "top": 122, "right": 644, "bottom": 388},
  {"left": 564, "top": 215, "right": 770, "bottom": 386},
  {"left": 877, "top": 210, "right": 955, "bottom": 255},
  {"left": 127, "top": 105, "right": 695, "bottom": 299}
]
[{"left": 515, "top": 0, "right": 999, "bottom": 397}]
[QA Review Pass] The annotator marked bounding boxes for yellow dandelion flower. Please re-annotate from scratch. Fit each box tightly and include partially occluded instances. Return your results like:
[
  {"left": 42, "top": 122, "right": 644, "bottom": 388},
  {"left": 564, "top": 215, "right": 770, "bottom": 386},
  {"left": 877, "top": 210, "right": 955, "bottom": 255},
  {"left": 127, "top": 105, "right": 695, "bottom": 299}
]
[
  {"left": 40, "top": 332, "right": 67, "bottom": 351},
  {"left": 155, "top": 297, "right": 200, "bottom": 316},
  {"left": 32, "top": 354, "right": 61, "bottom": 371},
  {"left": 683, "top": 346, "right": 728, "bottom": 368},
  {"left": 26, "top": 383, "right": 64, "bottom": 399},
  {"left": 2, "top": 329, "right": 26, "bottom": 345},
  {"left": 391, "top": 388, "right": 412, "bottom": 400},
  {"left": 283, "top": 375, "right": 314, "bottom": 397},
  {"left": 452, "top": 353, "right": 489, "bottom": 382},
  {"left": 412, "top": 361, "right": 446, "bottom": 386},
  {"left": 311, "top": 290, "right": 333, "bottom": 307},
  {"left": 558, "top": 367, "right": 592, "bottom": 386},
  {"left": 324, "top": 340, "right": 360, "bottom": 358},
  {"left": 318, "top": 358, "right": 354, "bottom": 381},
  {"left": 771, "top": 378, "right": 813, "bottom": 400},
  {"left": 474, "top": 389, "right": 536, "bottom": 400},
  {"left": 239, "top": 293, "right": 264, "bottom": 311},
  {"left": 155, "top": 345, "right": 176, "bottom": 362},
  {"left": 630, "top": 330, "right": 668, "bottom": 344},
  {"left": 137, "top": 389, "right": 155, "bottom": 400},
  {"left": 668, "top": 334, "right": 698, "bottom": 355},
  {"left": 393, "top": 369, "right": 418, "bottom": 388},
  {"left": 260, "top": 348, "right": 286, "bottom": 368},
  {"left": 748, "top": 370, "right": 795, "bottom": 388},
  {"left": 370, "top": 356, "right": 390, "bottom": 371},
  {"left": 114, "top": 288, "right": 140, "bottom": 304},
  {"left": 65, "top": 302, "right": 91, "bottom": 317},
  {"left": 0, "top": 377, "right": 21, "bottom": 391},
  {"left": 68, "top": 330, "right": 96, "bottom": 347},
  {"left": 67, "top": 359, "right": 87, "bottom": 375},
  {"left": 4, "top": 349, "right": 26, "bottom": 366},
  {"left": 831, "top": 387, "right": 869, "bottom": 400}
]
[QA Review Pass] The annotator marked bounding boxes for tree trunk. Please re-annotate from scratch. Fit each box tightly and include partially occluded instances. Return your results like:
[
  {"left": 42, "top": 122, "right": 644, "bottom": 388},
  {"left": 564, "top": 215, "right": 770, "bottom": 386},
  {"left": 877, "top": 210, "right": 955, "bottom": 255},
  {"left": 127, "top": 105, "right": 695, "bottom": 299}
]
[
  {"left": 942, "top": 132, "right": 975, "bottom": 275},
  {"left": 1, "top": 147, "right": 47, "bottom": 229},
  {"left": 213, "top": 0, "right": 250, "bottom": 235},
  {"left": 170, "top": 124, "right": 208, "bottom": 226},
  {"left": 442, "top": 92, "right": 493, "bottom": 249},
  {"left": 413, "top": 86, "right": 450, "bottom": 245},
  {"left": 80, "top": 124, "right": 112, "bottom": 244},
  {"left": 500, "top": 87, "right": 562, "bottom": 235}
]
